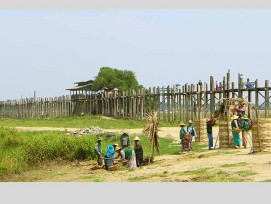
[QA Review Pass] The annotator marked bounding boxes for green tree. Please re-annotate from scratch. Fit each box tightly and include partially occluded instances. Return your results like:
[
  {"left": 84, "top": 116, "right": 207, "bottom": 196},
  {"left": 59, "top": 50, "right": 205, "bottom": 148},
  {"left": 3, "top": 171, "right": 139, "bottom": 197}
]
[{"left": 92, "top": 67, "right": 141, "bottom": 92}]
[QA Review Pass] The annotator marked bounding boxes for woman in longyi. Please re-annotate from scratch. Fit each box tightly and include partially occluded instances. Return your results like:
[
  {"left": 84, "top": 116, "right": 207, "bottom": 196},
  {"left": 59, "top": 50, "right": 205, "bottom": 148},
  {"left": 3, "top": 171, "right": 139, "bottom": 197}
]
[{"left": 231, "top": 115, "right": 241, "bottom": 148}]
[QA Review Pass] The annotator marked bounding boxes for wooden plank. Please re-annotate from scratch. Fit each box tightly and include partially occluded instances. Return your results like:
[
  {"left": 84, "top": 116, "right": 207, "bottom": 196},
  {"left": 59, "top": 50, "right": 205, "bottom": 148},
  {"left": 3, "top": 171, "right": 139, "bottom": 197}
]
[
  {"left": 157, "top": 87, "right": 161, "bottom": 120},
  {"left": 265, "top": 80, "right": 269, "bottom": 118},
  {"left": 167, "top": 86, "right": 171, "bottom": 122},
  {"left": 178, "top": 87, "right": 182, "bottom": 122},
  {"left": 162, "top": 86, "right": 166, "bottom": 122},
  {"left": 172, "top": 85, "right": 176, "bottom": 121},
  {"left": 141, "top": 88, "right": 144, "bottom": 119},
  {"left": 204, "top": 83, "right": 208, "bottom": 118},
  {"left": 210, "top": 76, "right": 215, "bottom": 117},
  {"left": 191, "top": 84, "right": 195, "bottom": 121},
  {"left": 255, "top": 79, "right": 259, "bottom": 112},
  {"left": 184, "top": 84, "right": 188, "bottom": 122},
  {"left": 232, "top": 82, "right": 235, "bottom": 99}
]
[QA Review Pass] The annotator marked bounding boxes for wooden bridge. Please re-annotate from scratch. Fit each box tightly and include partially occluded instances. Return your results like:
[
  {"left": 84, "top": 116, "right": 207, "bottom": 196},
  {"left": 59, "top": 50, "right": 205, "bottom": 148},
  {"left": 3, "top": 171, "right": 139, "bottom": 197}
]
[{"left": 0, "top": 70, "right": 270, "bottom": 122}]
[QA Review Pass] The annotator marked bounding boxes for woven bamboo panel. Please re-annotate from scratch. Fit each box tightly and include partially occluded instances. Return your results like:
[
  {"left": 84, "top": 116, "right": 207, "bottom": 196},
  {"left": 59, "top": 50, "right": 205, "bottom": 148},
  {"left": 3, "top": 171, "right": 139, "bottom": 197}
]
[
  {"left": 251, "top": 119, "right": 271, "bottom": 153},
  {"left": 194, "top": 119, "right": 208, "bottom": 143},
  {"left": 219, "top": 120, "right": 232, "bottom": 148}
]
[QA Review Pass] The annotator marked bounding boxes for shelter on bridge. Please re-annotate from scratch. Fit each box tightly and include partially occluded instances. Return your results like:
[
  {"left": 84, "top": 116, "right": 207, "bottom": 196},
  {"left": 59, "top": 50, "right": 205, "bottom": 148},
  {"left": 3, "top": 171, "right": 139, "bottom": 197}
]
[{"left": 66, "top": 79, "right": 94, "bottom": 100}]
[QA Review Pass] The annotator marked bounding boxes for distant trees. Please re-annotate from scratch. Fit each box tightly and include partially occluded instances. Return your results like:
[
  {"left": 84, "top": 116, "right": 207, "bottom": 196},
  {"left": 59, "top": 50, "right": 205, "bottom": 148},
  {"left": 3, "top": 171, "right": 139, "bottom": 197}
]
[{"left": 92, "top": 67, "right": 142, "bottom": 92}]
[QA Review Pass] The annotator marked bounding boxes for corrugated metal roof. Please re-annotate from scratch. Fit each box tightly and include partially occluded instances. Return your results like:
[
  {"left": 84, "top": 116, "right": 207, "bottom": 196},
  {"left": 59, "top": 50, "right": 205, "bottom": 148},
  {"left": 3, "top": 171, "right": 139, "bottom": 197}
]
[{"left": 66, "top": 84, "right": 93, "bottom": 91}]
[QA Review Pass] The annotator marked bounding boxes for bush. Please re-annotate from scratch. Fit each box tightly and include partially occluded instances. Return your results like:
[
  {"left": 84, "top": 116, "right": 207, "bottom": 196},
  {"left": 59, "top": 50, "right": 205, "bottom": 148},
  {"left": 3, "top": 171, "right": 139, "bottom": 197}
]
[
  {"left": 23, "top": 132, "right": 97, "bottom": 164},
  {"left": 0, "top": 127, "right": 98, "bottom": 179},
  {"left": 0, "top": 127, "right": 25, "bottom": 149}
]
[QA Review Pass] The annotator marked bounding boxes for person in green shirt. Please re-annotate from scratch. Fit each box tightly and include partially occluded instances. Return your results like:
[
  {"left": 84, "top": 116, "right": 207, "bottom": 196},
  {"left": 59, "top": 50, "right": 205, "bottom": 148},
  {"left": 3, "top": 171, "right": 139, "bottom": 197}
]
[
  {"left": 206, "top": 118, "right": 216, "bottom": 150},
  {"left": 134, "top": 136, "right": 143, "bottom": 167},
  {"left": 94, "top": 137, "right": 103, "bottom": 167},
  {"left": 241, "top": 115, "right": 250, "bottom": 149},
  {"left": 115, "top": 146, "right": 137, "bottom": 169},
  {"left": 231, "top": 115, "right": 241, "bottom": 149}
]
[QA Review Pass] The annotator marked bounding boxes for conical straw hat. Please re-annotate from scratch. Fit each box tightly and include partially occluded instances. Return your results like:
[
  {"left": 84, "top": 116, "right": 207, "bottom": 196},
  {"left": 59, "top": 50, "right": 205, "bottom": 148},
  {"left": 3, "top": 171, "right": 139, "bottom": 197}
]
[{"left": 179, "top": 122, "right": 185, "bottom": 126}]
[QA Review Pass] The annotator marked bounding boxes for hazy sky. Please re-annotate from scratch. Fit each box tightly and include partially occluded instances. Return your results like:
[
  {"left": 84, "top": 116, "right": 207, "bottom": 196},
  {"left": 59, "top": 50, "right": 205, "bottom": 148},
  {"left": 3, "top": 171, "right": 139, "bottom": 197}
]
[{"left": 0, "top": 10, "right": 271, "bottom": 100}]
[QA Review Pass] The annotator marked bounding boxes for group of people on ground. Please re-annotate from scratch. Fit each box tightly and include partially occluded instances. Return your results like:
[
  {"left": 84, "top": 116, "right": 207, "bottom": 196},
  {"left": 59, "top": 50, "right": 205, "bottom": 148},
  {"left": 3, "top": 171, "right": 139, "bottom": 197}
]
[
  {"left": 96, "top": 101, "right": 251, "bottom": 169},
  {"left": 179, "top": 101, "right": 252, "bottom": 151},
  {"left": 179, "top": 120, "right": 197, "bottom": 153},
  {"left": 230, "top": 101, "right": 252, "bottom": 149},
  {"left": 94, "top": 129, "right": 144, "bottom": 170}
]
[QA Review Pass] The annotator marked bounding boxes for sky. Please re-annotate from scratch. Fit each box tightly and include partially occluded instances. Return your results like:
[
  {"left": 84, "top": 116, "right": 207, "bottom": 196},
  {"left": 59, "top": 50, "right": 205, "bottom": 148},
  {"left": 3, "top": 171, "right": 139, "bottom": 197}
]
[{"left": 0, "top": 10, "right": 271, "bottom": 100}]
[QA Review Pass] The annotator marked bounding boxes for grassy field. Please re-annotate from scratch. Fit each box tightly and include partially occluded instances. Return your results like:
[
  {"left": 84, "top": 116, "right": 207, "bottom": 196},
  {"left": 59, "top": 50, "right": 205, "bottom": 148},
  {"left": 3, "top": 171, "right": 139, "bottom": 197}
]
[
  {"left": 1, "top": 125, "right": 200, "bottom": 180},
  {"left": 0, "top": 115, "right": 182, "bottom": 129},
  {"left": 0, "top": 127, "right": 95, "bottom": 179},
  {"left": 0, "top": 115, "right": 185, "bottom": 180}
]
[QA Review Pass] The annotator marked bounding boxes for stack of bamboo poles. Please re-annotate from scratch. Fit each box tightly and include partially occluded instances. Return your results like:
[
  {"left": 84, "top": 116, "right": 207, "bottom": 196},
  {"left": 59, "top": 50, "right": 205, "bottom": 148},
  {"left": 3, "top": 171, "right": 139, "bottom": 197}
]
[
  {"left": 251, "top": 118, "right": 271, "bottom": 152},
  {"left": 143, "top": 111, "right": 160, "bottom": 164},
  {"left": 194, "top": 119, "right": 208, "bottom": 143},
  {"left": 219, "top": 119, "right": 232, "bottom": 148}
]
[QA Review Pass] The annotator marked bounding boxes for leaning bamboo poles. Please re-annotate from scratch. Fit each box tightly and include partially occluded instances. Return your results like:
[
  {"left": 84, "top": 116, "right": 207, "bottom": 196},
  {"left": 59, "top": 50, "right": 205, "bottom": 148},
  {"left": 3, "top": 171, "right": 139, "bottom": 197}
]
[
  {"left": 143, "top": 111, "right": 160, "bottom": 164},
  {"left": 218, "top": 98, "right": 256, "bottom": 115}
]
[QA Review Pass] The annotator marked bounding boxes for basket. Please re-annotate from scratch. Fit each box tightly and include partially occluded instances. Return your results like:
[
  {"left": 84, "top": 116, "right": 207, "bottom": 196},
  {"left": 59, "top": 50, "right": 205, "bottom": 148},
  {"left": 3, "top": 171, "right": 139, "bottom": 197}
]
[
  {"left": 229, "top": 105, "right": 236, "bottom": 112},
  {"left": 184, "top": 134, "right": 192, "bottom": 140},
  {"left": 90, "top": 164, "right": 103, "bottom": 170},
  {"left": 233, "top": 128, "right": 241, "bottom": 133},
  {"left": 121, "top": 159, "right": 128, "bottom": 166},
  {"left": 109, "top": 164, "right": 119, "bottom": 171}
]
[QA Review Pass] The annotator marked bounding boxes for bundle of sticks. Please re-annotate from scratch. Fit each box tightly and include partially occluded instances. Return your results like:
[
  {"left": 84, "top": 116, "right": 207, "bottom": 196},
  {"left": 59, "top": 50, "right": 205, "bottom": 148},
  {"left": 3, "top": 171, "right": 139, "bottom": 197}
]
[{"left": 143, "top": 111, "right": 160, "bottom": 160}]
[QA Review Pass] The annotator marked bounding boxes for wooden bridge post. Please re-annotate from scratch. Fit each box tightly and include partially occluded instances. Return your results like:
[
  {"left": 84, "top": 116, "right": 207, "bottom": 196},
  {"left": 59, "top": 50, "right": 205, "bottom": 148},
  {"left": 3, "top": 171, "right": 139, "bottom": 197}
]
[
  {"left": 162, "top": 86, "right": 166, "bottom": 122},
  {"left": 255, "top": 79, "right": 259, "bottom": 113},
  {"left": 210, "top": 76, "right": 215, "bottom": 118},
  {"left": 265, "top": 80, "right": 270, "bottom": 118},
  {"left": 167, "top": 86, "right": 171, "bottom": 122}
]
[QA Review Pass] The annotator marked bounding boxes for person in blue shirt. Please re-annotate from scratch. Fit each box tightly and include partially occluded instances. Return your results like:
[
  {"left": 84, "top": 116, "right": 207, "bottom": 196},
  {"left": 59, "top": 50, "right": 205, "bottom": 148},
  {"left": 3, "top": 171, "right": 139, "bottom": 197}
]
[
  {"left": 104, "top": 145, "right": 115, "bottom": 170},
  {"left": 186, "top": 120, "right": 197, "bottom": 151}
]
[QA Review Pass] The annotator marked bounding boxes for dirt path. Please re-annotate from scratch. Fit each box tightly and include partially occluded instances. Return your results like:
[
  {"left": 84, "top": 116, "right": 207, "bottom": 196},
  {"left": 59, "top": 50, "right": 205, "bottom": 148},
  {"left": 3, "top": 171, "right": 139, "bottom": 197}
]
[
  {"left": 5, "top": 148, "right": 271, "bottom": 182},
  {"left": 9, "top": 126, "right": 268, "bottom": 182},
  {"left": 14, "top": 126, "right": 202, "bottom": 138}
]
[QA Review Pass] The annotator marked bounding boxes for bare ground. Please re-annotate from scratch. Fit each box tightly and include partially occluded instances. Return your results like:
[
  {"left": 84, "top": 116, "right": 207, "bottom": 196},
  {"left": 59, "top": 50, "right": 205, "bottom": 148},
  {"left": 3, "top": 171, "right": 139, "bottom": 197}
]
[{"left": 8, "top": 126, "right": 271, "bottom": 182}]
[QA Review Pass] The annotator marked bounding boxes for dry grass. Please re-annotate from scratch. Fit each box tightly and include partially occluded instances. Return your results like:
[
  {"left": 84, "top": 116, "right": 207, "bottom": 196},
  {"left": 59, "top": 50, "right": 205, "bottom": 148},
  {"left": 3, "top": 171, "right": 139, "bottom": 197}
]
[{"left": 143, "top": 111, "right": 160, "bottom": 156}]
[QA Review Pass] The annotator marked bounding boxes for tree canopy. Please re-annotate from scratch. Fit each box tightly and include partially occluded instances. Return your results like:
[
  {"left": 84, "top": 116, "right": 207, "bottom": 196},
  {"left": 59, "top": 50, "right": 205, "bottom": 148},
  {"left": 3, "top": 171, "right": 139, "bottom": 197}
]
[{"left": 92, "top": 67, "right": 142, "bottom": 92}]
